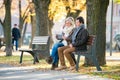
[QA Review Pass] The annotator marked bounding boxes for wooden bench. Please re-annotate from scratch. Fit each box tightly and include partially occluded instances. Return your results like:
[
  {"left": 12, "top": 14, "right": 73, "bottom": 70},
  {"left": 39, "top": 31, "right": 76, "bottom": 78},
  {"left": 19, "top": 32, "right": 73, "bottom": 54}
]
[
  {"left": 0, "top": 38, "right": 5, "bottom": 49},
  {"left": 19, "top": 36, "right": 50, "bottom": 64},
  {"left": 73, "top": 35, "right": 102, "bottom": 71}
]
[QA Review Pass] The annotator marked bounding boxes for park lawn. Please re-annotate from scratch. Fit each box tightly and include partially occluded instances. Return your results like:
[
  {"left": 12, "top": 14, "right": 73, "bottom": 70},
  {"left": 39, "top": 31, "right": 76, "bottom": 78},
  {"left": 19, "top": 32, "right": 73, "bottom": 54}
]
[
  {"left": 88, "top": 62, "right": 120, "bottom": 80},
  {"left": 0, "top": 55, "right": 51, "bottom": 69},
  {"left": 0, "top": 55, "right": 120, "bottom": 79}
]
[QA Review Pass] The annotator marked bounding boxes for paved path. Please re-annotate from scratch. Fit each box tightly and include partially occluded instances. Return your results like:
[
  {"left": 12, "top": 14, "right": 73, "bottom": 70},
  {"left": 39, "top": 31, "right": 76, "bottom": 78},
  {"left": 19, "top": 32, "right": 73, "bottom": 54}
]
[
  {"left": 0, "top": 64, "right": 114, "bottom": 80},
  {"left": 0, "top": 48, "right": 118, "bottom": 80}
]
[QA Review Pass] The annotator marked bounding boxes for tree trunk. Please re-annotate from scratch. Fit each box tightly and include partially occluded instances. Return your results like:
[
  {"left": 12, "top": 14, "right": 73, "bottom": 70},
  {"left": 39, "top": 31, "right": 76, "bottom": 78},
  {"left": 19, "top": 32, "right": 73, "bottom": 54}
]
[
  {"left": 48, "top": 19, "right": 54, "bottom": 49},
  {"left": 86, "top": 0, "right": 109, "bottom": 66},
  {"left": 33, "top": 0, "right": 50, "bottom": 36},
  {"left": 4, "top": 0, "right": 12, "bottom": 56},
  {"left": 19, "top": 0, "right": 23, "bottom": 47},
  {"left": 33, "top": 0, "right": 50, "bottom": 58}
]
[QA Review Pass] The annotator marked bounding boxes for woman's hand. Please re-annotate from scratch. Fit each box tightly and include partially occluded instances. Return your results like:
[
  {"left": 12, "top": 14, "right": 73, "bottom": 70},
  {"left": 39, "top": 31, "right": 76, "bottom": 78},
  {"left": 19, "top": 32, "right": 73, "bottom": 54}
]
[
  {"left": 62, "top": 36, "right": 67, "bottom": 40},
  {"left": 56, "top": 34, "right": 58, "bottom": 39}
]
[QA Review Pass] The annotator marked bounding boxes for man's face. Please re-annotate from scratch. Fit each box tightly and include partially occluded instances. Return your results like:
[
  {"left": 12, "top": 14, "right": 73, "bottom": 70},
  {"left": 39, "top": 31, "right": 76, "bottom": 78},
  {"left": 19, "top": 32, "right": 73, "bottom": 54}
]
[{"left": 75, "top": 20, "right": 81, "bottom": 27}]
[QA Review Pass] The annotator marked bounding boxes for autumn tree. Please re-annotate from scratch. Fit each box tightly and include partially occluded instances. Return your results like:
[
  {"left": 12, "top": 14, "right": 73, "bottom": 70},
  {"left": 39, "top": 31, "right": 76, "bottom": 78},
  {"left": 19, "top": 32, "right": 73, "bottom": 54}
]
[
  {"left": 33, "top": 0, "right": 50, "bottom": 36},
  {"left": 29, "top": 1, "right": 36, "bottom": 48},
  {"left": 86, "top": 0, "right": 109, "bottom": 65},
  {"left": 0, "top": 0, "right": 30, "bottom": 56},
  {"left": 3, "top": 0, "right": 12, "bottom": 56},
  {"left": 19, "top": 0, "right": 30, "bottom": 46},
  {"left": 32, "top": 0, "right": 50, "bottom": 58},
  {"left": 49, "top": 0, "right": 86, "bottom": 21},
  {"left": 114, "top": 0, "right": 120, "bottom": 3},
  {"left": 62, "top": 0, "right": 86, "bottom": 19}
]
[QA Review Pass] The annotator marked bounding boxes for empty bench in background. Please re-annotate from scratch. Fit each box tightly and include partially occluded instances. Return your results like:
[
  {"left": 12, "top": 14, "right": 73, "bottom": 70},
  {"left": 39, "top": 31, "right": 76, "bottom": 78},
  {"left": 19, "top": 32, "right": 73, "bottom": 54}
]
[
  {"left": 19, "top": 36, "right": 50, "bottom": 64},
  {"left": 73, "top": 35, "right": 102, "bottom": 71},
  {"left": 0, "top": 38, "right": 5, "bottom": 49}
]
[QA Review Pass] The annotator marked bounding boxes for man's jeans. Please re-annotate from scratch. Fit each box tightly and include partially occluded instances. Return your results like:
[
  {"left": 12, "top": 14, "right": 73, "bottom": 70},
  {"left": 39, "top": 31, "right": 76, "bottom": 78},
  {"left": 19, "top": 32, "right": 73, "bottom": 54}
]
[
  {"left": 51, "top": 42, "right": 64, "bottom": 64},
  {"left": 12, "top": 39, "right": 19, "bottom": 51}
]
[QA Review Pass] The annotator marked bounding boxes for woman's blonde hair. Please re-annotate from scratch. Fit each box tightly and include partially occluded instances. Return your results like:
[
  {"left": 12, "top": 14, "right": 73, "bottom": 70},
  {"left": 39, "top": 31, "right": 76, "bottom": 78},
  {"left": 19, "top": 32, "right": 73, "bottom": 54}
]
[{"left": 65, "top": 17, "right": 74, "bottom": 27}]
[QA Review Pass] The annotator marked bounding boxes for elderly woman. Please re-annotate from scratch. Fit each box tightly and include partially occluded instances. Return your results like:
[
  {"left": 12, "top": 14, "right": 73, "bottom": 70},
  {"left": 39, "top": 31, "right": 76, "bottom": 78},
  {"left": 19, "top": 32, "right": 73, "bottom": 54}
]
[{"left": 46, "top": 17, "right": 75, "bottom": 70}]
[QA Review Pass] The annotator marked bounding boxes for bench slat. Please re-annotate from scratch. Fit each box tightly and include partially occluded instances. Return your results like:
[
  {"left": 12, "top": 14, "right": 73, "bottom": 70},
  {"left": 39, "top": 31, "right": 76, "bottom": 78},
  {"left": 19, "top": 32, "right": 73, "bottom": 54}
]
[
  {"left": 32, "top": 43, "right": 47, "bottom": 44},
  {"left": 32, "top": 36, "right": 49, "bottom": 45},
  {"left": 19, "top": 48, "right": 32, "bottom": 51}
]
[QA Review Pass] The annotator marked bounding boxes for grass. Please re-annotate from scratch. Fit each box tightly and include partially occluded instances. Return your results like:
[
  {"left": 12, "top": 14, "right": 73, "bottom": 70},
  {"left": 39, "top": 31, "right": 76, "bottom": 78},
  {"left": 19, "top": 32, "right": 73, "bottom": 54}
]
[
  {"left": 0, "top": 55, "right": 120, "bottom": 79},
  {"left": 0, "top": 55, "right": 33, "bottom": 66},
  {"left": 90, "top": 69, "right": 120, "bottom": 80},
  {"left": 0, "top": 55, "right": 51, "bottom": 69},
  {"left": 89, "top": 63, "right": 120, "bottom": 80}
]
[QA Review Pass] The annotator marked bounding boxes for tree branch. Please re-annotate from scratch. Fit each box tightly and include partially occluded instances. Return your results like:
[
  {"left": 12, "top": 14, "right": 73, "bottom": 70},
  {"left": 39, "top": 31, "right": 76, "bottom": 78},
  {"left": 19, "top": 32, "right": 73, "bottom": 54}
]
[
  {"left": 23, "top": 14, "right": 28, "bottom": 23},
  {"left": 22, "top": 5, "right": 30, "bottom": 18},
  {"left": 45, "top": 0, "right": 50, "bottom": 6}
]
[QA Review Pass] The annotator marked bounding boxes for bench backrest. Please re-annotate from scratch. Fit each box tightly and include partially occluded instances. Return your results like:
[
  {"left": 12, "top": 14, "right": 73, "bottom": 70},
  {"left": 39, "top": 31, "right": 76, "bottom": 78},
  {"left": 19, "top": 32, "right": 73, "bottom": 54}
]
[
  {"left": 32, "top": 36, "right": 50, "bottom": 58},
  {"left": 0, "top": 38, "right": 5, "bottom": 48},
  {"left": 32, "top": 36, "right": 50, "bottom": 50},
  {"left": 87, "top": 35, "right": 96, "bottom": 45},
  {"left": 87, "top": 35, "right": 96, "bottom": 55},
  {"left": 32, "top": 36, "right": 50, "bottom": 45}
]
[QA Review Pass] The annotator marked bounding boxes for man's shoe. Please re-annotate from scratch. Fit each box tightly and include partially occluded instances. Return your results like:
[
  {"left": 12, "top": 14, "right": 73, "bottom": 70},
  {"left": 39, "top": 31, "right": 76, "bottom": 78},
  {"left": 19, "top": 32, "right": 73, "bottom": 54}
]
[
  {"left": 69, "top": 65, "right": 76, "bottom": 70},
  {"left": 45, "top": 56, "right": 53, "bottom": 64},
  {"left": 51, "top": 63, "right": 58, "bottom": 70},
  {"left": 55, "top": 66, "right": 67, "bottom": 70}
]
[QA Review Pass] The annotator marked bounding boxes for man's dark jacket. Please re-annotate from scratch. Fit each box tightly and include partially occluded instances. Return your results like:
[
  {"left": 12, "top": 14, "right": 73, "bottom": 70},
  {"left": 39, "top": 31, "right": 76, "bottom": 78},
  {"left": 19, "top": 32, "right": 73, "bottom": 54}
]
[
  {"left": 67, "top": 25, "right": 89, "bottom": 51},
  {"left": 12, "top": 28, "right": 21, "bottom": 40}
]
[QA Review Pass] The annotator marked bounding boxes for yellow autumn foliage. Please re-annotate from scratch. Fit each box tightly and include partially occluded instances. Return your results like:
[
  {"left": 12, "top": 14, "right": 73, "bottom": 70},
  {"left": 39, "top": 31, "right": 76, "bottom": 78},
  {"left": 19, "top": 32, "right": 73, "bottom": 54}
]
[
  {"left": 48, "top": 0, "right": 86, "bottom": 22},
  {"left": 114, "top": 0, "right": 120, "bottom": 4}
]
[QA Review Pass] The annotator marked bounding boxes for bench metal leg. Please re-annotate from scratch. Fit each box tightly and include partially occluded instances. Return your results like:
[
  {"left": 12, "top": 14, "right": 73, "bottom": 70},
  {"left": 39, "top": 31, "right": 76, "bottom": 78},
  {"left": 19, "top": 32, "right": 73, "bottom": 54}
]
[
  {"left": 29, "top": 52, "right": 39, "bottom": 64},
  {"left": 91, "top": 56, "right": 102, "bottom": 71},
  {"left": 71, "top": 53, "right": 76, "bottom": 64},
  {"left": 76, "top": 54, "right": 80, "bottom": 71},
  {"left": 19, "top": 50, "right": 39, "bottom": 64},
  {"left": 33, "top": 53, "right": 36, "bottom": 64},
  {"left": 33, "top": 53, "right": 39, "bottom": 64},
  {"left": 20, "top": 51, "right": 23, "bottom": 63}
]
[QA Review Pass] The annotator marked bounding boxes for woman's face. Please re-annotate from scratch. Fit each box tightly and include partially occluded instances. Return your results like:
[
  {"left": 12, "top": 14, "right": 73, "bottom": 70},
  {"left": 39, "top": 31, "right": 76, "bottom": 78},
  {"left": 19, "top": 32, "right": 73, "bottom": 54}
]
[{"left": 65, "top": 21, "right": 71, "bottom": 27}]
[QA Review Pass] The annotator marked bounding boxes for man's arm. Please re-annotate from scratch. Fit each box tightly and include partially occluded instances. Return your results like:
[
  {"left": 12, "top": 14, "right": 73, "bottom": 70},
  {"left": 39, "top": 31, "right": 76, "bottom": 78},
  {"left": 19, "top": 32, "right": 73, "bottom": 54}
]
[
  {"left": 18, "top": 29, "right": 21, "bottom": 38},
  {"left": 72, "top": 29, "right": 89, "bottom": 47}
]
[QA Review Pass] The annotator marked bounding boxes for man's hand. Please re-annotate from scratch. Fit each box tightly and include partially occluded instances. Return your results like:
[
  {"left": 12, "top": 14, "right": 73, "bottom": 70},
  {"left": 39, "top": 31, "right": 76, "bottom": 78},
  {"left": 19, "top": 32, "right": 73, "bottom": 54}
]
[{"left": 69, "top": 44, "right": 73, "bottom": 48}]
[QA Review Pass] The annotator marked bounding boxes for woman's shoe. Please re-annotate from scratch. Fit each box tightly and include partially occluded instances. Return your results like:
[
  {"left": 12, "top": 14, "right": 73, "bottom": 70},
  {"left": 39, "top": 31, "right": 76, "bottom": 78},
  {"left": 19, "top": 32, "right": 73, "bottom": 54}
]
[
  {"left": 51, "top": 63, "right": 58, "bottom": 70},
  {"left": 45, "top": 56, "right": 53, "bottom": 64}
]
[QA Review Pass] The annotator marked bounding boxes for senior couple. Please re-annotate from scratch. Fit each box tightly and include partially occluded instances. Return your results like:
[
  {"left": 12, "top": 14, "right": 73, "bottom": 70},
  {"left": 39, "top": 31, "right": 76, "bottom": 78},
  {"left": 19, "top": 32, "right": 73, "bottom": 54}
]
[{"left": 46, "top": 16, "right": 89, "bottom": 70}]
